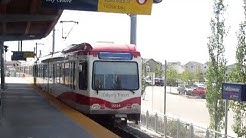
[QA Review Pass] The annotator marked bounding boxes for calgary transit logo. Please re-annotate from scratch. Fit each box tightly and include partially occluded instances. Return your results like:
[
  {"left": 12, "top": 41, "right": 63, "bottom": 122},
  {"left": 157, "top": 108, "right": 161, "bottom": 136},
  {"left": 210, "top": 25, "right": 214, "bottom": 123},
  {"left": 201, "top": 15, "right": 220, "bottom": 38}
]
[{"left": 136, "top": 0, "right": 147, "bottom": 5}]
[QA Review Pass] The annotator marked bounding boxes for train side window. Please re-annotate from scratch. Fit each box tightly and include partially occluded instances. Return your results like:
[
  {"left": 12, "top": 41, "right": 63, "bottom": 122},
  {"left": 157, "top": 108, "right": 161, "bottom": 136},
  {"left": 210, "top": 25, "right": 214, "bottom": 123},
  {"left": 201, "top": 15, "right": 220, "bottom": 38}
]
[
  {"left": 52, "top": 64, "right": 55, "bottom": 83},
  {"left": 69, "top": 61, "right": 75, "bottom": 89},
  {"left": 59, "top": 64, "right": 62, "bottom": 83},
  {"left": 72, "top": 62, "right": 75, "bottom": 89},
  {"left": 64, "top": 62, "right": 69, "bottom": 86},
  {"left": 56, "top": 64, "right": 60, "bottom": 83},
  {"left": 79, "top": 62, "right": 87, "bottom": 90},
  {"left": 61, "top": 63, "right": 64, "bottom": 85}
]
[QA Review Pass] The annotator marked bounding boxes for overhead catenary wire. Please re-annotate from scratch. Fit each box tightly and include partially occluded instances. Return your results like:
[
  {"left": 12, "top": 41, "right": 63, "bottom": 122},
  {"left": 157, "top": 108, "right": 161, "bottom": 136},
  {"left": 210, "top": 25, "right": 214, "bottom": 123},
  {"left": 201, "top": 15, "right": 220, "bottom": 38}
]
[{"left": 60, "top": 20, "right": 79, "bottom": 40}]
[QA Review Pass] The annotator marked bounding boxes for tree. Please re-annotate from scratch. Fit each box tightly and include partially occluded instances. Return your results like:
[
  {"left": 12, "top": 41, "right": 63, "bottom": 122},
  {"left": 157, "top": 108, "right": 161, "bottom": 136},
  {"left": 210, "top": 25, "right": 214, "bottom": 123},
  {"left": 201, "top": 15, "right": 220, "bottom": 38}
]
[
  {"left": 154, "top": 62, "right": 163, "bottom": 77},
  {"left": 206, "top": 0, "right": 227, "bottom": 133},
  {"left": 180, "top": 70, "right": 195, "bottom": 85},
  {"left": 228, "top": 20, "right": 246, "bottom": 137},
  {"left": 166, "top": 68, "right": 178, "bottom": 86},
  {"left": 194, "top": 68, "right": 205, "bottom": 83}
]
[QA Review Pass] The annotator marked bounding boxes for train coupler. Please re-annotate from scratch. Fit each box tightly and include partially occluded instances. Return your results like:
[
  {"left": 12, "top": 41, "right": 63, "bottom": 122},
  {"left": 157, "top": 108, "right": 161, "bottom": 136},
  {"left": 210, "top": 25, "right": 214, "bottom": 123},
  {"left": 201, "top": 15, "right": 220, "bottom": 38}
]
[{"left": 114, "top": 114, "right": 127, "bottom": 126}]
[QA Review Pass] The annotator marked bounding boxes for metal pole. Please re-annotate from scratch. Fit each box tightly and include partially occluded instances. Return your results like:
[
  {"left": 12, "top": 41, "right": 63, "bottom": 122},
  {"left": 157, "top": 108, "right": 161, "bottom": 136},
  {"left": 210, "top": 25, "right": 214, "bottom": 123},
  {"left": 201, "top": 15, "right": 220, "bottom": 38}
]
[
  {"left": 18, "top": 40, "right": 22, "bottom": 51},
  {"left": 52, "top": 28, "right": 55, "bottom": 55},
  {"left": 39, "top": 50, "right": 42, "bottom": 58},
  {"left": 18, "top": 41, "right": 19, "bottom": 51},
  {"left": 0, "top": 41, "right": 5, "bottom": 90},
  {"left": 225, "top": 100, "right": 228, "bottom": 138},
  {"left": 164, "top": 60, "right": 167, "bottom": 114},
  {"left": 130, "top": 14, "right": 137, "bottom": 45},
  {"left": 35, "top": 43, "right": 37, "bottom": 59},
  {"left": 0, "top": 41, "right": 3, "bottom": 118},
  {"left": 20, "top": 40, "right": 22, "bottom": 51},
  {"left": 164, "top": 60, "right": 167, "bottom": 137},
  {"left": 152, "top": 85, "right": 154, "bottom": 111},
  {"left": 4, "top": 50, "right": 6, "bottom": 77}
]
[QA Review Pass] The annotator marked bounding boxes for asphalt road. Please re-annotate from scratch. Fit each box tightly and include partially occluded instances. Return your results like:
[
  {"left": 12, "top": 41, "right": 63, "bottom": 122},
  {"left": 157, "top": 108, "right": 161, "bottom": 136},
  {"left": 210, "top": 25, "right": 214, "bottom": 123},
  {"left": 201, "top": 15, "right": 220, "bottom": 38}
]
[{"left": 141, "top": 86, "right": 236, "bottom": 137}]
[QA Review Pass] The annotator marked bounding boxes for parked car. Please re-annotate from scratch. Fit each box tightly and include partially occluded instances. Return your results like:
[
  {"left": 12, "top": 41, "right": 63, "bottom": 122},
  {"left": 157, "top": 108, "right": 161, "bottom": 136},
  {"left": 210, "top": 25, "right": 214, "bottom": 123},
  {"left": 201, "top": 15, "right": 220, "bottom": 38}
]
[
  {"left": 144, "top": 79, "right": 152, "bottom": 85},
  {"left": 192, "top": 86, "right": 206, "bottom": 98},
  {"left": 192, "top": 83, "right": 206, "bottom": 88},
  {"left": 177, "top": 84, "right": 194, "bottom": 95},
  {"left": 155, "top": 78, "right": 165, "bottom": 86}
]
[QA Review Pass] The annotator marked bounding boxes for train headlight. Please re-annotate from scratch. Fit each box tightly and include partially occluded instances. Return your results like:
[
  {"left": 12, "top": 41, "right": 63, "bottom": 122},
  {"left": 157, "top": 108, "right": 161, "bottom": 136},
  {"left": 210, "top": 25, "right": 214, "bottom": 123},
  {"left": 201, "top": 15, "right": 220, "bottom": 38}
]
[
  {"left": 131, "top": 104, "right": 140, "bottom": 110},
  {"left": 91, "top": 104, "right": 100, "bottom": 110}
]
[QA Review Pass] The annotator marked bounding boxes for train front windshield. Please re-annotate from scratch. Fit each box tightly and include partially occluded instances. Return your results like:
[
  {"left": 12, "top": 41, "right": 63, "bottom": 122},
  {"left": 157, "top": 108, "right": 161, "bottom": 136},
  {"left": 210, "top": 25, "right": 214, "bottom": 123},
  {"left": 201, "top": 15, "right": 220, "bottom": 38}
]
[{"left": 92, "top": 61, "right": 139, "bottom": 90}]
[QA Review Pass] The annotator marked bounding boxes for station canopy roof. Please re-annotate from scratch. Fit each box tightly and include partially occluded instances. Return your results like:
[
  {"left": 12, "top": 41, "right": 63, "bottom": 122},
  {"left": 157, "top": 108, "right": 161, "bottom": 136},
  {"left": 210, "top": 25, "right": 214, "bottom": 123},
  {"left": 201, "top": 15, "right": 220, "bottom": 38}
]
[{"left": 0, "top": 0, "right": 63, "bottom": 41}]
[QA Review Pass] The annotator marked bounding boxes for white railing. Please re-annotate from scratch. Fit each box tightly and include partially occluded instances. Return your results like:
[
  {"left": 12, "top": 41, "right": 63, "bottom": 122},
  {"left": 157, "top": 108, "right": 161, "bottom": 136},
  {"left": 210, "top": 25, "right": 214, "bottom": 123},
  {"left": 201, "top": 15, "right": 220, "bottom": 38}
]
[{"left": 140, "top": 110, "right": 235, "bottom": 138}]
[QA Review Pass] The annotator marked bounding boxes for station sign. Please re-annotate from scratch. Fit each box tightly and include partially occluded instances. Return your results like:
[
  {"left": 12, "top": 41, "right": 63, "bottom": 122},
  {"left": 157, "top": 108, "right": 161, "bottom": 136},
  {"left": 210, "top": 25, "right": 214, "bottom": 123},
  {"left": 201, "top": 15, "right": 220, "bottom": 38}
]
[
  {"left": 222, "top": 83, "right": 246, "bottom": 101},
  {"left": 42, "top": 0, "right": 152, "bottom": 15},
  {"left": 11, "top": 51, "right": 35, "bottom": 61}
]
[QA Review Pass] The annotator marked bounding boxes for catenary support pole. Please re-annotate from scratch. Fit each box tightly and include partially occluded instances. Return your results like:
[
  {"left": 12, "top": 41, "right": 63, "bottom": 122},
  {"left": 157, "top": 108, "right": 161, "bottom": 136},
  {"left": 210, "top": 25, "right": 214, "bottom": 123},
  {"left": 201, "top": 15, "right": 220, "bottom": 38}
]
[
  {"left": 52, "top": 28, "right": 55, "bottom": 55},
  {"left": 35, "top": 43, "right": 37, "bottom": 58},
  {"left": 0, "top": 41, "right": 5, "bottom": 90}
]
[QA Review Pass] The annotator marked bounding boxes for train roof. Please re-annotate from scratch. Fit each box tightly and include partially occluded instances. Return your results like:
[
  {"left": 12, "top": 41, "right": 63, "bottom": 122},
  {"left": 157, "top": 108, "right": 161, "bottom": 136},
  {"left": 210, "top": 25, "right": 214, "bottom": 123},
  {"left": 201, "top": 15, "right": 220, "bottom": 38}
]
[
  {"left": 39, "top": 51, "right": 64, "bottom": 63},
  {"left": 62, "top": 42, "right": 139, "bottom": 55}
]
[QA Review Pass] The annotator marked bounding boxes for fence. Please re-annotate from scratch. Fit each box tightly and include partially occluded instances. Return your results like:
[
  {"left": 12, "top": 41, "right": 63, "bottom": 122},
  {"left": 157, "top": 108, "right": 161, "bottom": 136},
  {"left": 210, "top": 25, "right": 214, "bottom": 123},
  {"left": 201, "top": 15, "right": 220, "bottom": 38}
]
[{"left": 140, "top": 110, "right": 235, "bottom": 138}]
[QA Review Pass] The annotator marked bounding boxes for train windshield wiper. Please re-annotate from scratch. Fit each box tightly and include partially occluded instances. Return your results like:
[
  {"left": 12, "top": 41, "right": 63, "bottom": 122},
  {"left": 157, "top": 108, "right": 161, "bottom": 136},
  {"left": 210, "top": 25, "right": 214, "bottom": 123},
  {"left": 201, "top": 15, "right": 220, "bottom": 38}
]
[
  {"left": 126, "top": 89, "right": 135, "bottom": 94},
  {"left": 95, "top": 88, "right": 100, "bottom": 94}
]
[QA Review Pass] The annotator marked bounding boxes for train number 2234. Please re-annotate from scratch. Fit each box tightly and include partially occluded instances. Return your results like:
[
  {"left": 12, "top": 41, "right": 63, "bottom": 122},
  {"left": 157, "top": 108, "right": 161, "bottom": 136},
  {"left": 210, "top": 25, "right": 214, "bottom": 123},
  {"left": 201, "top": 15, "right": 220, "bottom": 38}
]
[{"left": 111, "top": 103, "right": 121, "bottom": 108}]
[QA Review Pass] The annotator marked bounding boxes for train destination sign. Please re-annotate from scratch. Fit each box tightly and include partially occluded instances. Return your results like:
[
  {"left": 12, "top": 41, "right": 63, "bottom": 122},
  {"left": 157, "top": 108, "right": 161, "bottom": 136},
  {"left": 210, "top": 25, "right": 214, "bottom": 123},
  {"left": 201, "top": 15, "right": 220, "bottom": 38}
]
[
  {"left": 42, "top": 0, "right": 152, "bottom": 15},
  {"left": 222, "top": 83, "right": 246, "bottom": 101},
  {"left": 11, "top": 51, "right": 35, "bottom": 61}
]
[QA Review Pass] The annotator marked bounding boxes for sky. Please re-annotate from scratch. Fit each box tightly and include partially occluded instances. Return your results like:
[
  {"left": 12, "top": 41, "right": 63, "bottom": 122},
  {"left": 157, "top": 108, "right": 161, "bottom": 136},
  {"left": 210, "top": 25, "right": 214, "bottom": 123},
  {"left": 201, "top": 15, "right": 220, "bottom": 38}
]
[{"left": 4, "top": 0, "right": 245, "bottom": 65}]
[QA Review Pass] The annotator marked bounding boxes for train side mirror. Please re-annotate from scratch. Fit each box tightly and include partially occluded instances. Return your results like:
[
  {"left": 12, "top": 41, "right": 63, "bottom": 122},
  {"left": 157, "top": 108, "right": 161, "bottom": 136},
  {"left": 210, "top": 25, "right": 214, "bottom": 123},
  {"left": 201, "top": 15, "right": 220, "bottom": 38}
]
[
  {"left": 153, "top": 0, "right": 162, "bottom": 3},
  {"left": 4, "top": 45, "right": 8, "bottom": 52}
]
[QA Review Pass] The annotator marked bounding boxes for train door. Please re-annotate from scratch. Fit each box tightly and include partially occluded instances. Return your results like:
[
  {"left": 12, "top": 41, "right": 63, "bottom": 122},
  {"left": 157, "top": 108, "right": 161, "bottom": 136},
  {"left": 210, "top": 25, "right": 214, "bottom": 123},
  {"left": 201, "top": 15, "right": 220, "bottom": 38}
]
[
  {"left": 48, "top": 62, "right": 53, "bottom": 93},
  {"left": 49, "top": 63, "right": 56, "bottom": 93},
  {"left": 33, "top": 64, "right": 37, "bottom": 84},
  {"left": 69, "top": 61, "right": 76, "bottom": 90},
  {"left": 77, "top": 60, "right": 88, "bottom": 112},
  {"left": 43, "top": 63, "right": 49, "bottom": 92},
  {"left": 78, "top": 61, "right": 88, "bottom": 91},
  {"left": 64, "top": 61, "right": 70, "bottom": 87},
  {"left": 55, "top": 63, "right": 61, "bottom": 87}
]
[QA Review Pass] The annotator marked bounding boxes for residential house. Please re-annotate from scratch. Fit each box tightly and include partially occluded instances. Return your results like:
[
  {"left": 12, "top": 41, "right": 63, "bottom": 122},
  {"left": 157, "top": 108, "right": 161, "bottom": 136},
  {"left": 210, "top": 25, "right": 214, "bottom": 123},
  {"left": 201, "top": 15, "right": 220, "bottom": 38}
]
[
  {"left": 226, "top": 63, "right": 237, "bottom": 76},
  {"left": 142, "top": 58, "right": 162, "bottom": 77},
  {"left": 167, "top": 61, "right": 184, "bottom": 74},
  {"left": 184, "top": 61, "right": 203, "bottom": 73}
]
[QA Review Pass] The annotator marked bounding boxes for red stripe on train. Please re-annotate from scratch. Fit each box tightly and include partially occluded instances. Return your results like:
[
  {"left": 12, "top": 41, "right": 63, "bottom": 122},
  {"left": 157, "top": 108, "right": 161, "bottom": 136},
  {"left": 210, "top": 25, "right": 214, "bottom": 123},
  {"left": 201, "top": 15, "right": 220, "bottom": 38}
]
[{"left": 57, "top": 92, "right": 141, "bottom": 109}]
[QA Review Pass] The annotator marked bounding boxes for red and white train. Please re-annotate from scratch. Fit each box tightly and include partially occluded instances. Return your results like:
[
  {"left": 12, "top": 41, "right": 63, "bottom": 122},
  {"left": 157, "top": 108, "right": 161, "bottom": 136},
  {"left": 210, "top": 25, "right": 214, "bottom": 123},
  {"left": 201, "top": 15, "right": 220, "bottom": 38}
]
[{"left": 22, "top": 42, "right": 142, "bottom": 124}]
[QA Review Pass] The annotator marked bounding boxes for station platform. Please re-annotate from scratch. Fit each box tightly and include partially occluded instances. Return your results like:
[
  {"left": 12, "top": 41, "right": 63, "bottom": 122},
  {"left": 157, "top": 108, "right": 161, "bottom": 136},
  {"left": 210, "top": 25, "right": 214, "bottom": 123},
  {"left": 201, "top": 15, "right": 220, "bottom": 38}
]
[{"left": 0, "top": 77, "right": 119, "bottom": 138}]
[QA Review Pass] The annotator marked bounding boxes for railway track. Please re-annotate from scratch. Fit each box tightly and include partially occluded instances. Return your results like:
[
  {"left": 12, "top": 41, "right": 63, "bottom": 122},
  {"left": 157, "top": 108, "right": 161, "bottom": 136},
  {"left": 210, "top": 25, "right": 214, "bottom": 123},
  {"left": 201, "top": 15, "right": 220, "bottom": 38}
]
[
  {"left": 103, "top": 123, "right": 153, "bottom": 138},
  {"left": 93, "top": 118, "right": 160, "bottom": 138},
  {"left": 116, "top": 124, "right": 154, "bottom": 138}
]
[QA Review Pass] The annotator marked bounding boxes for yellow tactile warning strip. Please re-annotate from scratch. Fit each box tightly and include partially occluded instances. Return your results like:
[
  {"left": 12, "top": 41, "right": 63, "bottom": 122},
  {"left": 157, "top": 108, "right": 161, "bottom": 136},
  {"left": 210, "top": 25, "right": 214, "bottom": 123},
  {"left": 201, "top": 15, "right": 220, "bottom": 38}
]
[{"left": 25, "top": 77, "right": 120, "bottom": 138}]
